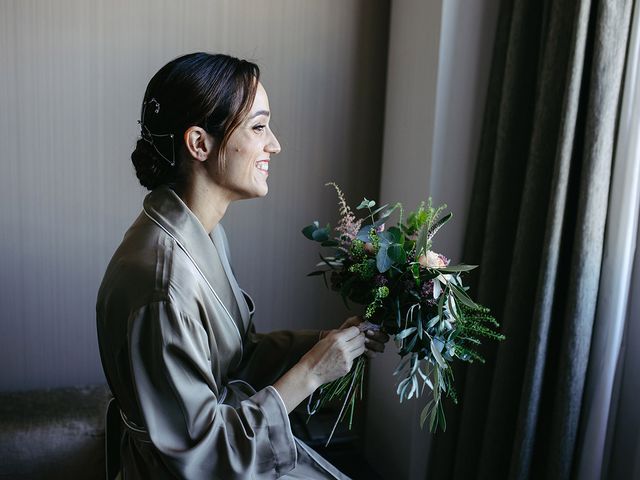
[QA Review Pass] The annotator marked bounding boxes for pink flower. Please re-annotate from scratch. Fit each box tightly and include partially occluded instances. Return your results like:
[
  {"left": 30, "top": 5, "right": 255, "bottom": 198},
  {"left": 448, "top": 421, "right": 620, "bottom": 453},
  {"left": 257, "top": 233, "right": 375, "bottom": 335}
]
[{"left": 417, "top": 250, "right": 450, "bottom": 269}]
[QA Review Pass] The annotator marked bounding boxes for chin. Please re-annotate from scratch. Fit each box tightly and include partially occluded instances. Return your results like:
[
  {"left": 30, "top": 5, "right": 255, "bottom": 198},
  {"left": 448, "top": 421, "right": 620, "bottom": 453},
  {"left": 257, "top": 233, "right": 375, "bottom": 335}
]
[{"left": 244, "top": 184, "right": 268, "bottom": 199}]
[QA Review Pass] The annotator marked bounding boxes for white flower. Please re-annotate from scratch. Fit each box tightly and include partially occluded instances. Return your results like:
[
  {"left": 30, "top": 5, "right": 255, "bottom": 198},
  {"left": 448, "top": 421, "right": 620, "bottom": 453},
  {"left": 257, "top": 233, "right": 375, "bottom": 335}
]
[{"left": 417, "top": 250, "right": 449, "bottom": 269}]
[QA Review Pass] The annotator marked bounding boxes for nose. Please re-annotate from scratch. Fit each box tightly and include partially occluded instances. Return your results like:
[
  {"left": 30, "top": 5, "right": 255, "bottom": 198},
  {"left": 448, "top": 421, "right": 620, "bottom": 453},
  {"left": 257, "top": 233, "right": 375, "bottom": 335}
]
[{"left": 266, "top": 129, "right": 281, "bottom": 155}]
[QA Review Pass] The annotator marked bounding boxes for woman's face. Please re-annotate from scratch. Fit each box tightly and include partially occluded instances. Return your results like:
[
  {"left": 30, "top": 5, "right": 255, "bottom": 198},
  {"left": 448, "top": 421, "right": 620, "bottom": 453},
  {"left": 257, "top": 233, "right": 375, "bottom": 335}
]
[{"left": 215, "top": 82, "right": 281, "bottom": 200}]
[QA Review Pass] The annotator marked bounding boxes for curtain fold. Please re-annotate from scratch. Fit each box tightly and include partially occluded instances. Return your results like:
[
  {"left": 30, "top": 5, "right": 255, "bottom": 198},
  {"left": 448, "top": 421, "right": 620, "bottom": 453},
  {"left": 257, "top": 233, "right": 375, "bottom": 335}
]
[
  {"left": 427, "top": 1, "right": 634, "bottom": 479},
  {"left": 573, "top": 0, "right": 640, "bottom": 477}
]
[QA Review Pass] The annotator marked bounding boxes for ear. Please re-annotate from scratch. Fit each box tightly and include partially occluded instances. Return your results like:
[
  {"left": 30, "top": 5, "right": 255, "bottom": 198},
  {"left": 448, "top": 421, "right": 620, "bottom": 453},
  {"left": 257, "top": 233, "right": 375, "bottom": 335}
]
[{"left": 183, "top": 126, "right": 215, "bottom": 162}]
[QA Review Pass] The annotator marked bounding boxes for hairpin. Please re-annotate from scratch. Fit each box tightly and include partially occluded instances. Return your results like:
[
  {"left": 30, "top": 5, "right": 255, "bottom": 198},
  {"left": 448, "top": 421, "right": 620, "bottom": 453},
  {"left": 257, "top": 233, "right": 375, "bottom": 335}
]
[{"left": 138, "top": 97, "right": 176, "bottom": 167}]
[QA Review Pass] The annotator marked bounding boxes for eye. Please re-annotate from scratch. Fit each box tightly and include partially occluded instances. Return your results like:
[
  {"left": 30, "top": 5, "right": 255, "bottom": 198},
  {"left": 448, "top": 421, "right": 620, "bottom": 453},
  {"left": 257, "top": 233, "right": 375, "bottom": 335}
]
[{"left": 252, "top": 124, "right": 266, "bottom": 133}]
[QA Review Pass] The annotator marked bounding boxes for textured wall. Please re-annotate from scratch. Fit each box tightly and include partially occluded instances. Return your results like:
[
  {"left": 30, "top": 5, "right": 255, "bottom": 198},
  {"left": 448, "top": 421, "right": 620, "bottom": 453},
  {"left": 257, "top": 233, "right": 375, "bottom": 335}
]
[{"left": 0, "top": 0, "right": 389, "bottom": 391}]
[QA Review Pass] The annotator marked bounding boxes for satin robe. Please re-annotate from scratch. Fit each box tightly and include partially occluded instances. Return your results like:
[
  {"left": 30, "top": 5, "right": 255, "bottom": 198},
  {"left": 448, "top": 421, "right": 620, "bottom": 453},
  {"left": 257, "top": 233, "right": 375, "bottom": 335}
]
[{"left": 96, "top": 186, "right": 349, "bottom": 479}]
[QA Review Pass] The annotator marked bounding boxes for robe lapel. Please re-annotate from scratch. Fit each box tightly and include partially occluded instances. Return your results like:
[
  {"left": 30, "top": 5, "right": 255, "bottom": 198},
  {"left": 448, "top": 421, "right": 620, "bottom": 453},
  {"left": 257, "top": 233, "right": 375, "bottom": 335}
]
[
  {"left": 210, "top": 228, "right": 251, "bottom": 333},
  {"left": 142, "top": 186, "right": 246, "bottom": 349}
]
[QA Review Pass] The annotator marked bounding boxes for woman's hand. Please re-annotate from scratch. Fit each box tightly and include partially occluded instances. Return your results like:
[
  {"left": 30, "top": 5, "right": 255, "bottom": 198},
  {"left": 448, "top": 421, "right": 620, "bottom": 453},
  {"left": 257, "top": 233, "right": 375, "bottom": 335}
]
[
  {"left": 301, "top": 327, "right": 365, "bottom": 389},
  {"left": 273, "top": 327, "right": 364, "bottom": 413},
  {"left": 321, "top": 316, "right": 390, "bottom": 359}
]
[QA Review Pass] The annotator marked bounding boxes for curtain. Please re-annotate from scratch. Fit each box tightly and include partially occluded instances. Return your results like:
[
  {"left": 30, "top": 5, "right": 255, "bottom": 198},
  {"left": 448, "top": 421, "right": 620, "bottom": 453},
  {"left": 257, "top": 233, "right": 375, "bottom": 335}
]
[
  {"left": 574, "top": 0, "right": 640, "bottom": 477},
  {"left": 427, "top": 1, "right": 634, "bottom": 479}
]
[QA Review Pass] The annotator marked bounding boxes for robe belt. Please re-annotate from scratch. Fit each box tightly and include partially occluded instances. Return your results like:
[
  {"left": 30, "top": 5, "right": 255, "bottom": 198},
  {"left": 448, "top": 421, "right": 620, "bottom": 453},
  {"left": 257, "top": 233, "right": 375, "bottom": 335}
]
[
  {"left": 119, "top": 409, "right": 152, "bottom": 444},
  {"left": 117, "top": 382, "right": 251, "bottom": 443}
]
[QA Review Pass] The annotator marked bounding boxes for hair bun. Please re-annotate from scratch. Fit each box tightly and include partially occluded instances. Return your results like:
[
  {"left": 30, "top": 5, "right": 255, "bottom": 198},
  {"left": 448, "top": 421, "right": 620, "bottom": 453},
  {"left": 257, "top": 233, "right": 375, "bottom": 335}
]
[{"left": 131, "top": 139, "right": 172, "bottom": 190}]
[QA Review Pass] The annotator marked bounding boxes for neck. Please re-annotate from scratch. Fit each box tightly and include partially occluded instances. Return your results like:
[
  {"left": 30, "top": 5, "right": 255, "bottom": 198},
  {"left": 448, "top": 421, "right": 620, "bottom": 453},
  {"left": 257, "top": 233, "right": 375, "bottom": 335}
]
[{"left": 177, "top": 170, "right": 232, "bottom": 234}]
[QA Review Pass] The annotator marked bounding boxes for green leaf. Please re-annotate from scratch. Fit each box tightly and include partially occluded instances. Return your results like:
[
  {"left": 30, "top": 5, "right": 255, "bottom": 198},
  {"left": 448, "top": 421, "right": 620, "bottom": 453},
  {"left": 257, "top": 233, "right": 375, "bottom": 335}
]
[
  {"left": 450, "top": 283, "right": 480, "bottom": 309},
  {"left": 356, "top": 225, "right": 374, "bottom": 242},
  {"left": 378, "top": 231, "right": 395, "bottom": 245},
  {"left": 414, "top": 223, "right": 430, "bottom": 256},
  {"left": 376, "top": 244, "right": 393, "bottom": 272},
  {"left": 405, "top": 335, "right": 418, "bottom": 352},
  {"left": 437, "top": 403, "right": 447, "bottom": 431},
  {"left": 370, "top": 203, "right": 390, "bottom": 217},
  {"left": 373, "top": 204, "right": 399, "bottom": 228},
  {"left": 302, "top": 221, "right": 319, "bottom": 240},
  {"left": 357, "top": 198, "right": 376, "bottom": 210},
  {"left": 306, "top": 270, "right": 326, "bottom": 277},
  {"left": 427, "top": 212, "right": 453, "bottom": 241},
  {"left": 319, "top": 252, "right": 337, "bottom": 270},
  {"left": 321, "top": 240, "right": 339, "bottom": 247},
  {"left": 312, "top": 227, "right": 330, "bottom": 242},
  {"left": 412, "top": 263, "right": 421, "bottom": 281},
  {"left": 387, "top": 226, "right": 404, "bottom": 244},
  {"left": 436, "top": 264, "right": 478, "bottom": 273},
  {"left": 420, "top": 400, "right": 434, "bottom": 429},
  {"left": 395, "top": 327, "right": 417, "bottom": 340},
  {"left": 388, "top": 244, "right": 406, "bottom": 263},
  {"left": 431, "top": 340, "right": 447, "bottom": 369}
]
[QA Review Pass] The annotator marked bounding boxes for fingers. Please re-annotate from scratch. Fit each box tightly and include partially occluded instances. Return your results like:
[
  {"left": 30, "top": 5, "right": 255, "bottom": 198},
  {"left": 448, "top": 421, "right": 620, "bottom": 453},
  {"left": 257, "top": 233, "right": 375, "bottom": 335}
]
[
  {"left": 365, "top": 338, "right": 385, "bottom": 353},
  {"left": 335, "top": 325, "right": 361, "bottom": 341},
  {"left": 351, "top": 341, "right": 366, "bottom": 358},
  {"left": 365, "top": 330, "right": 390, "bottom": 344}
]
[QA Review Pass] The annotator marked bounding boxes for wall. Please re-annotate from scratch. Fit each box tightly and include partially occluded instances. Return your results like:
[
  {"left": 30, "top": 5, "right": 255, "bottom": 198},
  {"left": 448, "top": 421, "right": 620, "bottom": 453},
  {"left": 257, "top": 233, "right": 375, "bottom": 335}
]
[
  {"left": 0, "top": 0, "right": 390, "bottom": 391},
  {"left": 363, "top": 0, "right": 499, "bottom": 478}
]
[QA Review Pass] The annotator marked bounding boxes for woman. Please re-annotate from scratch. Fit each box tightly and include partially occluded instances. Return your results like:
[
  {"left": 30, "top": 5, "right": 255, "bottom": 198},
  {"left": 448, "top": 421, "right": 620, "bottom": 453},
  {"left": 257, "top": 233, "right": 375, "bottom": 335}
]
[{"left": 96, "top": 52, "right": 388, "bottom": 479}]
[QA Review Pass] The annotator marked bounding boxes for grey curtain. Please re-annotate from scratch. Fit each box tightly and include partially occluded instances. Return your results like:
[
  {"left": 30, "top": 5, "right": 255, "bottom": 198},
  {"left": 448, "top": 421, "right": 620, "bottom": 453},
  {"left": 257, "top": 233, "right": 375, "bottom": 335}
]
[{"left": 427, "top": 1, "right": 634, "bottom": 479}]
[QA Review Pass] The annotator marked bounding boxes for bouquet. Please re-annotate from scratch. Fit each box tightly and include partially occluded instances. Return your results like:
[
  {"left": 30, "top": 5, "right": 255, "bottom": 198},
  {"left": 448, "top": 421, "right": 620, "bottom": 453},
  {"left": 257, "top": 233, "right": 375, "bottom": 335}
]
[{"left": 302, "top": 183, "right": 504, "bottom": 444}]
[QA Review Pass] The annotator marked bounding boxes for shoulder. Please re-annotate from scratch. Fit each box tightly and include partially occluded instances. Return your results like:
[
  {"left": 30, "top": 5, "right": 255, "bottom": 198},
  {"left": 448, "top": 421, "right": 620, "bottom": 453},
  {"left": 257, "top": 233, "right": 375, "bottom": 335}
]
[{"left": 97, "top": 213, "right": 203, "bottom": 314}]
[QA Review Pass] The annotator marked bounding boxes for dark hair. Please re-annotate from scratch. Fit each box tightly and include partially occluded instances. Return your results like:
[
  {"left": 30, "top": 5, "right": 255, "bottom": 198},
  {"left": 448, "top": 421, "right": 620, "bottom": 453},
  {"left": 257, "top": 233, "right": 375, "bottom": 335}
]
[{"left": 131, "top": 52, "right": 260, "bottom": 190}]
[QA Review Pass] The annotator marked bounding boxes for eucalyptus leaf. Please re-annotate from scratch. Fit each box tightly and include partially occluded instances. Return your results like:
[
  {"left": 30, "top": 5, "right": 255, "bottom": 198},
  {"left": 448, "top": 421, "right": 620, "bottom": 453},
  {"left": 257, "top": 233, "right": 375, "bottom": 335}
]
[
  {"left": 405, "top": 335, "right": 418, "bottom": 353},
  {"left": 378, "top": 231, "right": 395, "bottom": 245},
  {"left": 436, "top": 264, "right": 478, "bottom": 273},
  {"left": 420, "top": 400, "right": 434, "bottom": 428},
  {"left": 370, "top": 203, "right": 390, "bottom": 217},
  {"left": 433, "top": 278, "right": 442, "bottom": 299},
  {"left": 356, "top": 225, "right": 374, "bottom": 242},
  {"left": 427, "top": 315, "right": 440, "bottom": 330},
  {"left": 302, "top": 222, "right": 319, "bottom": 240},
  {"left": 376, "top": 244, "right": 393, "bottom": 272},
  {"left": 431, "top": 339, "right": 447, "bottom": 369},
  {"left": 312, "top": 228, "right": 330, "bottom": 242},
  {"left": 373, "top": 204, "right": 399, "bottom": 228},
  {"left": 395, "top": 327, "right": 417, "bottom": 340},
  {"left": 306, "top": 270, "right": 326, "bottom": 277},
  {"left": 437, "top": 293, "right": 445, "bottom": 326},
  {"left": 450, "top": 283, "right": 480, "bottom": 309},
  {"left": 357, "top": 198, "right": 374, "bottom": 210}
]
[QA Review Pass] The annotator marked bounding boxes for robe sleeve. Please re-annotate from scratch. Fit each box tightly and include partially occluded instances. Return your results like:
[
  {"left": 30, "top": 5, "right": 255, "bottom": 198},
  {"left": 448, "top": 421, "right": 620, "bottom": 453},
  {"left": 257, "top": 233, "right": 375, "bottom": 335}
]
[
  {"left": 128, "top": 300, "right": 297, "bottom": 479},
  {"left": 233, "top": 326, "right": 320, "bottom": 391}
]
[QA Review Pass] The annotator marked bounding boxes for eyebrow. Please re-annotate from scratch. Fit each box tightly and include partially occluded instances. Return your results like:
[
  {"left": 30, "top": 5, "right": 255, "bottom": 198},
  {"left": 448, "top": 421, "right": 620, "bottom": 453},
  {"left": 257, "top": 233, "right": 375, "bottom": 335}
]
[{"left": 249, "top": 110, "right": 270, "bottom": 119}]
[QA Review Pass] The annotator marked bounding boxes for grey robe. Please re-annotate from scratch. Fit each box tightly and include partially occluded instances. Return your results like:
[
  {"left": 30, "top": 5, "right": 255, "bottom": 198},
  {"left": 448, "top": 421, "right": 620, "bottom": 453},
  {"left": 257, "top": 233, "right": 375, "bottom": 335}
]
[{"left": 96, "top": 186, "right": 349, "bottom": 480}]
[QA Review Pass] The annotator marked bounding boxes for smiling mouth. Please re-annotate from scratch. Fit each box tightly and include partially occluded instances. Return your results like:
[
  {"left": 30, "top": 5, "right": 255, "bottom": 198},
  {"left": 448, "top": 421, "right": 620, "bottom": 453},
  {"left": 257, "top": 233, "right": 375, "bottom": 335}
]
[{"left": 256, "top": 160, "right": 269, "bottom": 175}]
